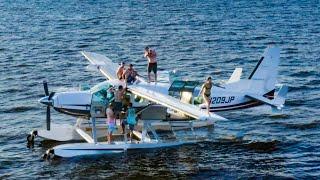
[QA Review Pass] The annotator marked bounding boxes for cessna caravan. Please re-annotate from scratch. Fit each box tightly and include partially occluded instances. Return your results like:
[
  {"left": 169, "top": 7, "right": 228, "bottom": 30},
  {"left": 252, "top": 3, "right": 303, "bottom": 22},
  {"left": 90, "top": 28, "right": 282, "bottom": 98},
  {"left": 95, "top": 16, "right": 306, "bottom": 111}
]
[{"left": 29, "top": 46, "right": 287, "bottom": 158}]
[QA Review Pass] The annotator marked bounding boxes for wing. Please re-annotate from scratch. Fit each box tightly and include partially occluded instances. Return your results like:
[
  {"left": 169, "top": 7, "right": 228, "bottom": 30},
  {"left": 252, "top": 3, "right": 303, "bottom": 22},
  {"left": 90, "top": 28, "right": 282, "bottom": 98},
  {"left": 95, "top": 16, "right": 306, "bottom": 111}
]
[
  {"left": 81, "top": 51, "right": 118, "bottom": 80},
  {"left": 128, "top": 83, "right": 227, "bottom": 121}
]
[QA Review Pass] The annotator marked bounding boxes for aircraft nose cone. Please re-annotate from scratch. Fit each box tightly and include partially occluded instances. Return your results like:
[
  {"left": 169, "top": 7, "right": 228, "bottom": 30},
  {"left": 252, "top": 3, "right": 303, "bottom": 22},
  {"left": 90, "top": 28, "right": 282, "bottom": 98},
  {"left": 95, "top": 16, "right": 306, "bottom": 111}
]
[{"left": 39, "top": 96, "right": 52, "bottom": 106}]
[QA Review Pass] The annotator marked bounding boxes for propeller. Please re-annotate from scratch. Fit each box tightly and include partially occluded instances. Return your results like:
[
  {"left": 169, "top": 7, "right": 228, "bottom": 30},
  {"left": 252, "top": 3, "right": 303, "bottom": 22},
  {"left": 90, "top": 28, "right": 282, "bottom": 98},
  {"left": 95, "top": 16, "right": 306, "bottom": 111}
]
[
  {"left": 46, "top": 106, "right": 50, "bottom": 131},
  {"left": 42, "top": 81, "right": 55, "bottom": 131},
  {"left": 43, "top": 80, "right": 49, "bottom": 96}
]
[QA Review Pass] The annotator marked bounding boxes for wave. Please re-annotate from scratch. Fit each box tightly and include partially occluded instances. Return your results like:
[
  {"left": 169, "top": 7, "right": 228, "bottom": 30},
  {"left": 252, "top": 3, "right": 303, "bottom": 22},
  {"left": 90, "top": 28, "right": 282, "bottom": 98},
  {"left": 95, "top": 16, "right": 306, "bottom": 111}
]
[
  {"left": 1, "top": 88, "right": 22, "bottom": 94},
  {"left": 212, "top": 137, "right": 280, "bottom": 152},
  {"left": 291, "top": 70, "right": 318, "bottom": 77},
  {"left": 1, "top": 106, "right": 38, "bottom": 113},
  {"left": 244, "top": 140, "right": 280, "bottom": 152},
  {"left": 284, "top": 121, "right": 320, "bottom": 130}
]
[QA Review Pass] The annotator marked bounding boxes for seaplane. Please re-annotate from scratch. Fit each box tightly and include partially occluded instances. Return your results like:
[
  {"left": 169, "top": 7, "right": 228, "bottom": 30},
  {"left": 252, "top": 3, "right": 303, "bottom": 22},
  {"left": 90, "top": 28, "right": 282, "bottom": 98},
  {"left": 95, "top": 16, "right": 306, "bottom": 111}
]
[{"left": 29, "top": 46, "right": 287, "bottom": 158}]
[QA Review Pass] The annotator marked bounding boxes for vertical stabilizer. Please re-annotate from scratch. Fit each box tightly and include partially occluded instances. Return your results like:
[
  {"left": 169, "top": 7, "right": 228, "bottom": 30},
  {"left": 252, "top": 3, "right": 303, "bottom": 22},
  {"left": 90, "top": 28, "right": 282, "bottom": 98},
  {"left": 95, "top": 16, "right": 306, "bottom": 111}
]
[{"left": 248, "top": 47, "right": 280, "bottom": 92}]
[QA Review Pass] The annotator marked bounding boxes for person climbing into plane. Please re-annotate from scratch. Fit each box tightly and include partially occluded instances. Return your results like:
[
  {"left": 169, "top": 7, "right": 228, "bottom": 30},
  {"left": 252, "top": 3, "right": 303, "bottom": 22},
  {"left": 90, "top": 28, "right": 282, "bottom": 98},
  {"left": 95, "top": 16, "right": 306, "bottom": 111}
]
[
  {"left": 116, "top": 62, "right": 125, "bottom": 80},
  {"left": 114, "top": 85, "right": 125, "bottom": 103},
  {"left": 144, "top": 46, "right": 157, "bottom": 83},
  {"left": 113, "top": 85, "right": 127, "bottom": 134},
  {"left": 123, "top": 64, "right": 138, "bottom": 84},
  {"left": 200, "top": 76, "right": 213, "bottom": 115},
  {"left": 111, "top": 85, "right": 125, "bottom": 117},
  {"left": 106, "top": 103, "right": 116, "bottom": 144},
  {"left": 120, "top": 89, "right": 131, "bottom": 134}
]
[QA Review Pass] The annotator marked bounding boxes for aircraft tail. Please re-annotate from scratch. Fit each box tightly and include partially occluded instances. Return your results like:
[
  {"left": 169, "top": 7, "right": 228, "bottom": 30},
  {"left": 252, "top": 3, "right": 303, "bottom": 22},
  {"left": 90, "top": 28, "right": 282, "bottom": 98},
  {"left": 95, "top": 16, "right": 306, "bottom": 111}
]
[{"left": 248, "top": 47, "right": 280, "bottom": 93}]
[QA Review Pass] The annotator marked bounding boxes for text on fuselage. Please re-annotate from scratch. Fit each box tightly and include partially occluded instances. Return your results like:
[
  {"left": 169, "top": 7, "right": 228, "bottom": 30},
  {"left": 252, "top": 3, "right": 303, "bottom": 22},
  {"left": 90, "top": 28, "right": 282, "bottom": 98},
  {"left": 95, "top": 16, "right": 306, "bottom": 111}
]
[{"left": 211, "top": 96, "right": 235, "bottom": 104}]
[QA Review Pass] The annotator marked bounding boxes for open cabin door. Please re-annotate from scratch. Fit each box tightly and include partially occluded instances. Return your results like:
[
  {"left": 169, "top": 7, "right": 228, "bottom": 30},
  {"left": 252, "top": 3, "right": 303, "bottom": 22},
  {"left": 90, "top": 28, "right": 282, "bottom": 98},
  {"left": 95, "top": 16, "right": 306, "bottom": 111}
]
[
  {"left": 90, "top": 82, "right": 114, "bottom": 117},
  {"left": 168, "top": 80, "right": 199, "bottom": 104}
]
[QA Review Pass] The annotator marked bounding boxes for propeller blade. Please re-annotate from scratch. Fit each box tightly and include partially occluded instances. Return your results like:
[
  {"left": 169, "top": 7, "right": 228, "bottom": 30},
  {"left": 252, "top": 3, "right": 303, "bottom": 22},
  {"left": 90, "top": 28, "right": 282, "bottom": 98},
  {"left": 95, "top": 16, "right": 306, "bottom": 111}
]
[
  {"left": 48, "top": 92, "right": 55, "bottom": 101},
  {"left": 46, "top": 106, "right": 51, "bottom": 131},
  {"left": 43, "top": 81, "right": 49, "bottom": 96}
]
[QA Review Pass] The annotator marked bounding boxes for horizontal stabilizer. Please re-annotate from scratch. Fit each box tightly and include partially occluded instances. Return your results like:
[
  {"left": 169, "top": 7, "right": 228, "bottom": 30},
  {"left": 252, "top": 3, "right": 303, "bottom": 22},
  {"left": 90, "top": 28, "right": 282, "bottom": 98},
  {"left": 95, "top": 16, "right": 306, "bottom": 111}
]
[
  {"left": 245, "top": 94, "right": 275, "bottom": 106},
  {"left": 227, "top": 68, "right": 242, "bottom": 84},
  {"left": 129, "top": 84, "right": 227, "bottom": 121},
  {"left": 274, "top": 85, "right": 288, "bottom": 106},
  {"left": 245, "top": 88, "right": 287, "bottom": 110}
]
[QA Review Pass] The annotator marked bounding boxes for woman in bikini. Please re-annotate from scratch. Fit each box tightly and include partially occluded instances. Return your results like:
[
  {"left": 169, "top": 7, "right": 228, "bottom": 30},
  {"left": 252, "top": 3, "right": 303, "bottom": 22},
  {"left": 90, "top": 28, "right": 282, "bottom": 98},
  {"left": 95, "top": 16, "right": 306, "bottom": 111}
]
[{"left": 200, "top": 77, "right": 213, "bottom": 114}]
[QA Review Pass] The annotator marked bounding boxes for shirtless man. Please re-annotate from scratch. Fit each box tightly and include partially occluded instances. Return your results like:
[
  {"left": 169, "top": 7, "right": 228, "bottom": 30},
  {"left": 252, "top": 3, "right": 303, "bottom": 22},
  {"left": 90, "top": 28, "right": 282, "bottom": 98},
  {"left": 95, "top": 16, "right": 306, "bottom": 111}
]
[
  {"left": 116, "top": 62, "right": 125, "bottom": 80},
  {"left": 200, "top": 77, "right": 213, "bottom": 114},
  {"left": 106, "top": 103, "right": 116, "bottom": 144},
  {"left": 114, "top": 85, "right": 125, "bottom": 103},
  {"left": 123, "top": 64, "right": 137, "bottom": 84},
  {"left": 144, "top": 46, "right": 157, "bottom": 83}
]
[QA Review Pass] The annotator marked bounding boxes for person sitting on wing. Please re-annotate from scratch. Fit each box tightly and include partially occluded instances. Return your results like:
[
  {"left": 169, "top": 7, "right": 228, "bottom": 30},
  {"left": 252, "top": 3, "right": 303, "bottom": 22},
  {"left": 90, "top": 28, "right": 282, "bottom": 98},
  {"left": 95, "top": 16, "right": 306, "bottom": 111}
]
[
  {"left": 123, "top": 64, "right": 138, "bottom": 84},
  {"left": 106, "top": 103, "right": 116, "bottom": 144},
  {"left": 200, "top": 76, "right": 213, "bottom": 115},
  {"left": 116, "top": 62, "right": 125, "bottom": 80}
]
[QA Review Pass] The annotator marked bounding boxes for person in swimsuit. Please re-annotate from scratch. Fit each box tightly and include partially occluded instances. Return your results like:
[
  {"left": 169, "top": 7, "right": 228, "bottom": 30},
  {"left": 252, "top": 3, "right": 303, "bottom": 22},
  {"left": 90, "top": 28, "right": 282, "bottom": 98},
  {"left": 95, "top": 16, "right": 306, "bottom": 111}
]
[
  {"left": 106, "top": 103, "right": 116, "bottom": 144},
  {"left": 144, "top": 46, "right": 157, "bottom": 83},
  {"left": 200, "top": 77, "right": 213, "bottom": 114},
  {"left": 116, "top": 62, "right": 125, "bottom": 80},
  {"left": 123, "top": 64, "right": 138, "bottom": 85},
  {"left": 126, "top": 103, "right": 137, "bottom": 142}
]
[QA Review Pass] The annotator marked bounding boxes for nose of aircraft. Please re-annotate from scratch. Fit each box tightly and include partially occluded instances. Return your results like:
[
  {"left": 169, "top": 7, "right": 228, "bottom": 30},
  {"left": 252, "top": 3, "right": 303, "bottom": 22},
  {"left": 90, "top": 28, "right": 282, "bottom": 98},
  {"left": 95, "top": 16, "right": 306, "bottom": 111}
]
[{"left": 39, "top": 96, "right": 52, "bottom": 106}]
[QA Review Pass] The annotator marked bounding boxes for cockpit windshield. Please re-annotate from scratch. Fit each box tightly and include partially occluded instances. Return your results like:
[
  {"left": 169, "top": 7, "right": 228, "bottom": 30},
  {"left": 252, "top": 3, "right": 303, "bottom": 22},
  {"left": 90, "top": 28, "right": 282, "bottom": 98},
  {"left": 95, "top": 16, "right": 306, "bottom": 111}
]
[{"left": 90, "top": 81, "right": 114, "bottom": 104}]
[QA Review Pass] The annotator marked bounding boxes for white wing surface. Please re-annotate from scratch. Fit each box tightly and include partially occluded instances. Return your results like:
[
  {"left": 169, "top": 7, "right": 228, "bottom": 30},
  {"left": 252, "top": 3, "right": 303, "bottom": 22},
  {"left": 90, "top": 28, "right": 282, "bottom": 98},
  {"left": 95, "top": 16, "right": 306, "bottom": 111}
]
[
  {"left": 129, "top": 83, "right": 227, "bottom": 121},
  {"left": 81, "top": 51, "right": 227, "bottom": 121},
  {"left": 81, "top": 51, "right": 118, "bottom": 80}
]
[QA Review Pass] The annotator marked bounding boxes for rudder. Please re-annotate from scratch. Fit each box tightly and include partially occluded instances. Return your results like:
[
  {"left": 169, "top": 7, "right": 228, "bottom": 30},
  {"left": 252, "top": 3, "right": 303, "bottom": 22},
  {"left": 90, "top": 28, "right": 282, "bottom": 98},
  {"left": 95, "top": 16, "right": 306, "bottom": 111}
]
[{"left": 248, "top": 47, "right": 280, "bottom": 92}]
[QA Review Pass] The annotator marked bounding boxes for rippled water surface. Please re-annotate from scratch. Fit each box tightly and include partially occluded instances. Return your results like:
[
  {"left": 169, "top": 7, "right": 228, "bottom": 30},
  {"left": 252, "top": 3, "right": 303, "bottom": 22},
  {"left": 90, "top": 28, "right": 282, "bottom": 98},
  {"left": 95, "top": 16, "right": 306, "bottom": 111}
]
[{"left": 1, "top": 0, "right": 320, "bottom": 179}]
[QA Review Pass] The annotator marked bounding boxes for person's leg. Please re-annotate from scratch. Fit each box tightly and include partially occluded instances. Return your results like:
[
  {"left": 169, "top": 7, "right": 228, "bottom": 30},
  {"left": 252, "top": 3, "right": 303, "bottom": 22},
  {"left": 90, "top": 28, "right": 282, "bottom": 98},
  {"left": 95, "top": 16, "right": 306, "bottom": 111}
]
[
  {"left": 206, "top": 96, "right": 211, "bottom": 114},
  {"left": 207, "top": 97, "right": 210, "bottom": 115},
  {"left": 109, "top": 132, "right": 112, "bottom": 143},
  {"left": 202, "top": 94, "right": 210, "bottom": 114},
  {"left": 122, "top": 119, "right": 128, "bottom": 134},
  {"left": 129, "top": 130, "right": 132, "bottom": 142},
  {"left": 107, "top": 131, "right": 111, "bottom": 143},
  {"left": 153, "top": 63, "right": 157, "bottom": 82},
  {"left": 121, "top": 120, "right": 125, "bottom": 134},
  {"left": 129, "top": 124, "right": 134, "bottom": 142},
  {"left": 147, "top": 63, "right": 151, "bottom": 82},
  {"left": 106, "top": 128, "right": 109, "bottom": 142}
]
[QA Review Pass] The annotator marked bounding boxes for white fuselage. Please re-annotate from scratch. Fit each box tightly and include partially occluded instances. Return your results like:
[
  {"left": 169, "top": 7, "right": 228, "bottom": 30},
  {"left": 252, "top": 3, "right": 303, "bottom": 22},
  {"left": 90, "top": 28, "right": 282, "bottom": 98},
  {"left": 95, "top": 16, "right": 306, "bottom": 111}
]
[{"left": 44, "top": 78, "right": 274, "bottom": 118}]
